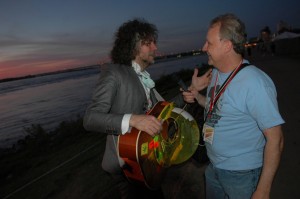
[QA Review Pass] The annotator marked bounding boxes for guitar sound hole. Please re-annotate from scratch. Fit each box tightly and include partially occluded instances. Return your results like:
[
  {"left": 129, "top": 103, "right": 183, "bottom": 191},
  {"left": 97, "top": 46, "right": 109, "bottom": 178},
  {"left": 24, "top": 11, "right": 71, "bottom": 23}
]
[{"left": 167, "top": 120, "right": 178, "bottom": 140}]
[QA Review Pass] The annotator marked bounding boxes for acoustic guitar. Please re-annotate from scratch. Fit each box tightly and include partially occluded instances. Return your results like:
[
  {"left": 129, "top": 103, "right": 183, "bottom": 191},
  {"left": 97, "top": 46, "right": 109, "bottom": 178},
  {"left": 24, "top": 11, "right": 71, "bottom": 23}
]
[{"left": 118, "top": 101, "right": 199, "bottom": 190}]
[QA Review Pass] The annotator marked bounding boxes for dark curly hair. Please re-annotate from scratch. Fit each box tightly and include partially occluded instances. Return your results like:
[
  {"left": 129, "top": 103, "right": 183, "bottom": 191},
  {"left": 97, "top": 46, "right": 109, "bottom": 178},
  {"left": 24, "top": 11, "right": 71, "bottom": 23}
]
[{"left": 110, "top": 18, "right": 158, "bottom": 66}]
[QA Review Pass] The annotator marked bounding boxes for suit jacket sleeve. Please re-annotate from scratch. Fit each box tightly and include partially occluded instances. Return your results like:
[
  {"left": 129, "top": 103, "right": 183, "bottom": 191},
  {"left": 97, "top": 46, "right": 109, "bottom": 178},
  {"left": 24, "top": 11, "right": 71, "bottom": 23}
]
[{"left": 83, "top": 64, "right": 147, "bottom": 135}]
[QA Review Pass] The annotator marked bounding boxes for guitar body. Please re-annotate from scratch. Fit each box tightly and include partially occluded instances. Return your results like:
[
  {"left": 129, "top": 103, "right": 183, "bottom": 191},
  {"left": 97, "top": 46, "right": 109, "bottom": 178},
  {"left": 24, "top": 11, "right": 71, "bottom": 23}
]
[{"left": 118, "top": 101, "right": 199, "bottom": 190}]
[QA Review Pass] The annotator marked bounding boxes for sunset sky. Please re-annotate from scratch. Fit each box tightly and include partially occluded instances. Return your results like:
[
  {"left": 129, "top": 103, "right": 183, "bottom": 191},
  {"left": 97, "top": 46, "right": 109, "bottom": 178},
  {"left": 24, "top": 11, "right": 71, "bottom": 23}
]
[{"left": 1, "top": 0, "right": 299, "bottom": 80}]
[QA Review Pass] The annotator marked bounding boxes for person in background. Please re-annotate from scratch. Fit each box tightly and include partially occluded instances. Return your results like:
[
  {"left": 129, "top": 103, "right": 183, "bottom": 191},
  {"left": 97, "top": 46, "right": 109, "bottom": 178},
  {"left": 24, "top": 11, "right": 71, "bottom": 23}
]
[
  {"left": 260, "top": 26, "right": 274, "bottom": 56},
  {"left": 183, "top": 13, "right": 284, "bottom": 199},
  {"left": 83, "top": 18, "right": 211, "bottom": 199}
]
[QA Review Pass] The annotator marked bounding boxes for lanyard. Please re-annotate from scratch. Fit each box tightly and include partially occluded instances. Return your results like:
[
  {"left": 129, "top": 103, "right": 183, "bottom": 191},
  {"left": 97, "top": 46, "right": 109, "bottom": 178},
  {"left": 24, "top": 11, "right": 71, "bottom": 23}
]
[
  {"left": 208, "top": 74, "right": 219, "bottom": 113},
  {"left": 206, "top": 61, "right": 249, "bottom": 121}
]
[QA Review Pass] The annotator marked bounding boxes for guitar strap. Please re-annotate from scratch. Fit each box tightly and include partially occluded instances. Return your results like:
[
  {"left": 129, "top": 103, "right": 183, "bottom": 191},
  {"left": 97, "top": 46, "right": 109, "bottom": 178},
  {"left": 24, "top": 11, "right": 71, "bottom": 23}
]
[{"left": 204, "top": 62, "right": 250, "bottom": 122}]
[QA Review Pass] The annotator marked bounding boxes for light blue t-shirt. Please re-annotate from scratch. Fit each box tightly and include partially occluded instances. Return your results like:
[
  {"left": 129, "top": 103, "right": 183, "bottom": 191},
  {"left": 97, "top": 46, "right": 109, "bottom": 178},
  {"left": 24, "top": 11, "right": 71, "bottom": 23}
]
[{"left": 204, "top": 60, "right": 284, "bottom": 170}]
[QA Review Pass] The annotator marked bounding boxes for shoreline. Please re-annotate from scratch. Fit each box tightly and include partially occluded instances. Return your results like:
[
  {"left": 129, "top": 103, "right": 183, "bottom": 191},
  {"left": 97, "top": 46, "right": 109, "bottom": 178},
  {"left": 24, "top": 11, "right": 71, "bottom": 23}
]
[
  {"left": 0, "top": 54, "right": 208, "bottom": 150},
  {"left": 0, "top": 51, "right": 204, "bottom": 83}
]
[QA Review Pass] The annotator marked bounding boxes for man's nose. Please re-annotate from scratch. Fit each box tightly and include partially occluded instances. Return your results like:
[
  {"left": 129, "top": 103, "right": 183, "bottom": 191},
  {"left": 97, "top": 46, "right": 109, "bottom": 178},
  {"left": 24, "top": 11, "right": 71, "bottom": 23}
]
[
  {"left": 202, "top": 42, "right": 208, "bottom": 51},
  {"left": 152, "top": 43, "right": 158, "bottom": 50}
]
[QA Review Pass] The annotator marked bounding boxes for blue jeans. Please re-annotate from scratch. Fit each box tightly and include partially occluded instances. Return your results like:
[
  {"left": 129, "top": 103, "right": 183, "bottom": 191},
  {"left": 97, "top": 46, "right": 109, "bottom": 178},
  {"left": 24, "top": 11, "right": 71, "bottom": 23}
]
[{"left": 205, "top": 163, "right": 262, "bottom": 199}]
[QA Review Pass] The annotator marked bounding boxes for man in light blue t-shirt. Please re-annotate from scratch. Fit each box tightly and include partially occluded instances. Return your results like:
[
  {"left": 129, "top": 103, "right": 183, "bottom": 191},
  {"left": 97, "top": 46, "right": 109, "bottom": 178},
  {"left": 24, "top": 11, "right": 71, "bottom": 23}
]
[{"left": 183, "top": 13, "right": 284, "bottom": 199}]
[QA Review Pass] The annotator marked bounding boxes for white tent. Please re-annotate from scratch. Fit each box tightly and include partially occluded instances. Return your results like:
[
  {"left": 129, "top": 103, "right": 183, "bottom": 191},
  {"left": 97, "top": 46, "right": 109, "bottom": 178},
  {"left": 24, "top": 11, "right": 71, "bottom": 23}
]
[{"left": 273, "top": 31, "right": 300, "bottom": 41}]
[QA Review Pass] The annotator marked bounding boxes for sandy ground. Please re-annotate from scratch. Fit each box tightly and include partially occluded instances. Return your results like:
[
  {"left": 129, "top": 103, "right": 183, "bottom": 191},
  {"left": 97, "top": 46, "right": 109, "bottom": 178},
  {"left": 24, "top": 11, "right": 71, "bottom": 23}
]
[{"left": 245, "top": 50, "right": 300, "bottom": 199}]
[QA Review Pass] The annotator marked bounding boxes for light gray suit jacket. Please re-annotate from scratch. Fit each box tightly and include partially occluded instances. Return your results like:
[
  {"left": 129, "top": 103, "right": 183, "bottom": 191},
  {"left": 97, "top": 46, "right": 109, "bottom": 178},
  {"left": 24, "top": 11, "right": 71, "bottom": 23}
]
[{"left": 83, "top": 63, "right": 184, "bottom": 174}]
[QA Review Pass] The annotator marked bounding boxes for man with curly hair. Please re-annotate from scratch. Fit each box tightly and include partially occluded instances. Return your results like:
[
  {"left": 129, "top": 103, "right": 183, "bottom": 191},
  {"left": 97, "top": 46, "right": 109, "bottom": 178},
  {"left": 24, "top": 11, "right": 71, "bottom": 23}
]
[{"left": 84, "top": 18, "right": 210, "bottom": 198}]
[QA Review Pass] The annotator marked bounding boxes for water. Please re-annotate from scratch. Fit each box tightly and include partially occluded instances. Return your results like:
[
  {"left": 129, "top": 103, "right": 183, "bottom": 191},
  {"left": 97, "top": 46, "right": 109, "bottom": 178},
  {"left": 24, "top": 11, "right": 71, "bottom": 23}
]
[{"left": 0, "top": 55, "right": 207, "bottom": 148}]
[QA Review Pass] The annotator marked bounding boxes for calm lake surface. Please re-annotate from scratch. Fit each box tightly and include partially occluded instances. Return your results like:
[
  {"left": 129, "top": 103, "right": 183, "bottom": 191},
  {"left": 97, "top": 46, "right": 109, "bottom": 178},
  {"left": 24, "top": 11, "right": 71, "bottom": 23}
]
[{"left": 0, "top": 55, "right": 207, "bottom": 148}]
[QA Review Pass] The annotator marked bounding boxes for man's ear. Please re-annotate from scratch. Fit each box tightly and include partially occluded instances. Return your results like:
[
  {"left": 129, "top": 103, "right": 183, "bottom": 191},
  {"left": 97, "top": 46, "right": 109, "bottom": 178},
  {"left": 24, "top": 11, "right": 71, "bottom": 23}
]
[{"left": 223, "top": 40, "right": 233, "bottom": 52}]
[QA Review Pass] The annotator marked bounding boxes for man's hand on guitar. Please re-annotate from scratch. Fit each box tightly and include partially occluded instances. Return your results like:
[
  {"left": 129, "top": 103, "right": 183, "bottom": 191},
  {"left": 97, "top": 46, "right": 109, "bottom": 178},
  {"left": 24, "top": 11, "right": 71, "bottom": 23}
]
[{"left": 129, "top": 114, "right": 162, "bottom": 137}]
